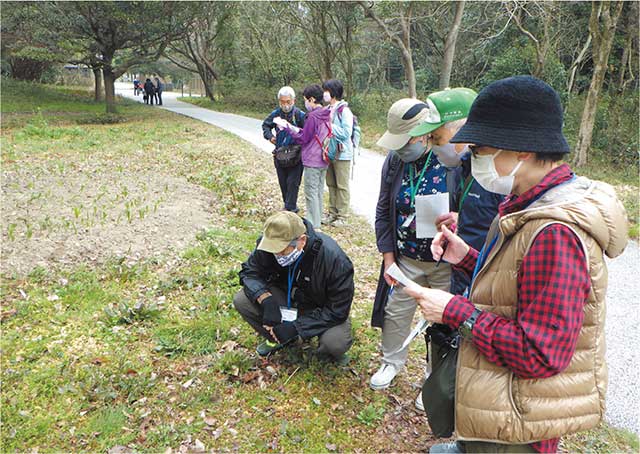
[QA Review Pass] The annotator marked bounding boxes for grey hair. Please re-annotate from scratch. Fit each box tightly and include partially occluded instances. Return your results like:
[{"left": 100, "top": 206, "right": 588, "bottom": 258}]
[
  {"left": 278, "top": 86, "right": 296, "bottom": 99},
  {"left": 444, "top": 118, "right": 467, "bottom": 134}
]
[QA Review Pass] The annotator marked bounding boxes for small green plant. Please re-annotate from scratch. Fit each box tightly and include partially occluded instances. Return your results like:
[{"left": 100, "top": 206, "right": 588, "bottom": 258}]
[
  {"left": 103, "top": 300, "right": 161, "bottom": 325},
  {"left": 7, "top": 223, "right": 17, "bottom": 241},
  {"left": 356, "top": 404, "right": 385, "bottom": 427},
  {"left": 216, "top": 351, "right": 253, "bottom": 376}
]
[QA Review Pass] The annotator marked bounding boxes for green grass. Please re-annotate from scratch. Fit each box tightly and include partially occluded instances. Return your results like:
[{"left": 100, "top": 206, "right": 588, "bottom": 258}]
[{"left": 2, "top": 80, "right": 637, "bottom": 452}]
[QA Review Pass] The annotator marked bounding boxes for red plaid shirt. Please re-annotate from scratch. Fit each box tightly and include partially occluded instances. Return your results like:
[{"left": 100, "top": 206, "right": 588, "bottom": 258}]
[{"left": 443, "top": 165, "right": 591, "bottom": 453}]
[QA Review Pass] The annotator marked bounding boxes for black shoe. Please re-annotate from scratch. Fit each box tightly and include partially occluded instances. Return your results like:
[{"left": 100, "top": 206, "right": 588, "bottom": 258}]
[{"left": 256, "top": 340, "right": 284, "bottom": 357}]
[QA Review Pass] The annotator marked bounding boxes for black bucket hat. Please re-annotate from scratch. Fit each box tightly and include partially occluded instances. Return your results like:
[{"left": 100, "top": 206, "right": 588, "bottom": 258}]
[{"left": 450, "top": 75, "right": 570, "bottom": 153}]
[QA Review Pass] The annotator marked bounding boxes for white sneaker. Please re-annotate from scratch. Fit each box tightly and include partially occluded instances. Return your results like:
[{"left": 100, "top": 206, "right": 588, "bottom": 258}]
[
  {"left": 370, "top": 364, "right": 399, "bottom": 390},
  {"left": 415, "top": 390, "right": 425, "bottom": 411}
]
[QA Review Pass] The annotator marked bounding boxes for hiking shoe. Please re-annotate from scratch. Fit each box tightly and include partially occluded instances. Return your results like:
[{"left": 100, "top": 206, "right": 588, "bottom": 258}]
[
  {"left": 256, "top": 340, "right": 284, "bottom": 357},
  {"left": 334, "top": 353, "right": 350, "bottom": 366},
  {"left": 415, "top": 390, "right": 425, "bottom": 412},
  {"left": 429, "top": 442, "right": 464, "bottom": 454},
  {"left": 321, "top": 214, "right": 336, "bottom": 225},
  {"left": 330, "top": 218, "right": 347, "bottom": 227},
  {"left": 370, "top": 364, "right": 399, "bottom": 390}
]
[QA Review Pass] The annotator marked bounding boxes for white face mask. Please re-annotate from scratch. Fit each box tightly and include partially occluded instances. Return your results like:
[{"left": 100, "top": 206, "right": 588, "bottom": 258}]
[
  {"left": 431, "top": 143, "right": 463, "bottom": 168},
  {"left": 275, "top": 246, "right": 303, "bottom": 267},
  {"left": 323, "top": 92, "right": 332, "bottom": 103},
  {"left": 471, "top": 150, "right": 523, "bottom": 195}
]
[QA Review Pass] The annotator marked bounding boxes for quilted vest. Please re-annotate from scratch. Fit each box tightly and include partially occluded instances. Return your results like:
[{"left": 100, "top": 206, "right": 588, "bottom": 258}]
[{"left": 455, "top": 176, "right": 628, "bottom": 444}]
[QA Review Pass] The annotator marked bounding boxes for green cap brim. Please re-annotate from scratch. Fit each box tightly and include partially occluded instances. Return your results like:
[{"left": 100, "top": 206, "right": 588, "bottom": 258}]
[{"left": 408, "top": 121, "right": 444, "bottom": 137}]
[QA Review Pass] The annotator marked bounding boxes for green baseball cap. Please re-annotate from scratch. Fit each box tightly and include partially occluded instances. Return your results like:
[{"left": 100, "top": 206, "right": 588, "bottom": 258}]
[
  {"left": 257, "top": 211, "right": 306, "bottom": 253},
  {"left": 409, "top": 88, "right": 477, "bottom": 137}
]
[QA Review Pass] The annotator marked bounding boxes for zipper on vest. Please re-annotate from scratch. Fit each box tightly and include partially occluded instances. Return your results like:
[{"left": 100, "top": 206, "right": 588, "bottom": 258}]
[{"left": 508, "top": 373, "right": 523, "bottom": 420}]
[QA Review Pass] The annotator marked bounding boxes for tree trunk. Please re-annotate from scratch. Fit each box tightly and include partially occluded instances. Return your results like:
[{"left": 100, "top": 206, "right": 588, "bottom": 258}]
[
  {"left": 403, "top": 50, "right": 417, "bottom": 98},
  {"left": 439, "top": 1, "right": 465, "bottom": 89},
  {"left": 359, "top": 1, "right": 416, "bottom": 97},
  {"left": 92, "top": 67, "right": 103, "bottom": 102},
  {"left": 567, "top": 35, "right": 592, "bottom": 95},
  {"left": 573, "top": 0, "right": 624, "bottom": 167},
  {"left": 102, "top": 66, "right": 117, "bottom": 114}
]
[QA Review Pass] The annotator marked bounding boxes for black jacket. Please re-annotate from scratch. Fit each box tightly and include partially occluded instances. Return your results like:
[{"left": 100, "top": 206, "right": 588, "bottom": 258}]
[
  {"left": 262, "top": 107, "right": 306, "bottom": 148},
  {"left": 371, "top": 151, "right": 458, "bottom": 328},
  {"left": 144, "top": 81, "right": 155, "bottom": 94},
  {"left": 450, "top": 153, "right": 503, "bottom": 295},
  {"left": 239, "top": 220, "right": 354, "bottom": 339}
]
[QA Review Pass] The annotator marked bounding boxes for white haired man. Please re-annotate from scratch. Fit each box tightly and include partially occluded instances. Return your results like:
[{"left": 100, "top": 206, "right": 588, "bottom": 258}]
[{"left": 262, "top": 86, "right": 306, "bottom": 213}]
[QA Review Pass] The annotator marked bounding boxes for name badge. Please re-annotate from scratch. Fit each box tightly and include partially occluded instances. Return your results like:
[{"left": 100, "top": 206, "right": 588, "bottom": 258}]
[
  {"left": 280, "top": 307, "right": 298, "bottom": 322},
  {"left": 402, "top": 213, "right": 415, "bottom": 228}
]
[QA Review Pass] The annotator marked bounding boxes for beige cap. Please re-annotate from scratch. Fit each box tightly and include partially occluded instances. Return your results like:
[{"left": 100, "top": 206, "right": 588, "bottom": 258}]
[
  {"left": 376, "top": 98, "right": 431, "bottom": 150},
  {"left": 257, "top": 211, "right": 306, "bottom": 253}
]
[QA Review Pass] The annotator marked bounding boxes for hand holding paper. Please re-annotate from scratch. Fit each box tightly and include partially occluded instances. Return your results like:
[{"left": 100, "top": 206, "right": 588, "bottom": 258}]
[
  {"left": 403, "top": 285, "right": 454, "bottom": 324},
  {"left": 385, "top": 263, "right": 416, "bottom": 288},
  {"left": 273, "top": 116, "right": 300, "bottom": 134}
]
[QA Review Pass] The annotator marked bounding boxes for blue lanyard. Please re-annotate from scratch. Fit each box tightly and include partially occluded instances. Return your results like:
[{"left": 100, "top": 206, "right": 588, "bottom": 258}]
[
  {"left": 287, "top": 254, "right": 303, "bottom": 309},
  {"left": 470, "top": 234, "right": 499, "bottom": 285}
]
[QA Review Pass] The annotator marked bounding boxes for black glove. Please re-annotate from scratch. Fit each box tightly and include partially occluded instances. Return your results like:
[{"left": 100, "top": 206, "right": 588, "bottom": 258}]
[
  {"left": 273, "top": 322, "right": 298, "bottom": 345},
  {"left": 261, "top": 296, "right": 281, "bottom": 326}
]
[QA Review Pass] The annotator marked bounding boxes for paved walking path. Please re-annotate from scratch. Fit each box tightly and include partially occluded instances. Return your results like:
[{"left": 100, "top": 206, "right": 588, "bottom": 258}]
[
  {"left": 116, "top": 83, "right": 639, "bottom": 434},
  {"left": 116, "top": 84, "right": 383, "bottom": 224}
]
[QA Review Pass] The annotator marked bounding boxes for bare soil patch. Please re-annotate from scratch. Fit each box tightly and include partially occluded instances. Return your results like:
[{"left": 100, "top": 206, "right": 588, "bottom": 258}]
[{"left": 2, "top": 165, "right": 214, "bottom": 276}]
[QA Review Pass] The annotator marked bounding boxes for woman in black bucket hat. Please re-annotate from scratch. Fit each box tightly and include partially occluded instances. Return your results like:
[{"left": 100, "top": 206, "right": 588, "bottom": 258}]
[{"left": 402, "top": 75, "right": 628, "bottom": 454}]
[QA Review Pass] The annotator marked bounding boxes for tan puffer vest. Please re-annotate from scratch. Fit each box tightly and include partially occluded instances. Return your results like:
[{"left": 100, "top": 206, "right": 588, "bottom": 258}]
[{"left": 455, "top": 176, "right": 628, "bottom": 444}]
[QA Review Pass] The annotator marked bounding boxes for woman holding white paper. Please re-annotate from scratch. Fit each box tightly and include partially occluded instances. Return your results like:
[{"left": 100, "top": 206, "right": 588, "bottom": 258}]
[{"left": 370, "top": 91, "right": 476, "bottom": 410}]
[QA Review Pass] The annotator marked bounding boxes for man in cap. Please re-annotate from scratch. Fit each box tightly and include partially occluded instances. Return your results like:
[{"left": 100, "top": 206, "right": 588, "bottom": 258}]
[
  {"left": 234, "top": 211, "right": 354, "bottom": 361},
  {"left": 405, "top": 76, "right": 628, "bottom": 453},
  {"left": 370, "top": 98, "right": 460, "bottom": 403}
]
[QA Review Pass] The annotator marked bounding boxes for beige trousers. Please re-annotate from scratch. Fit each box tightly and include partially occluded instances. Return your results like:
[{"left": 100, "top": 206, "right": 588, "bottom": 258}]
[
  {"left": 326, "top": 159, "right": 351, "bottom": 220},
  {"left": 382, "top": 255, "right": 451, "bottom": 369}
]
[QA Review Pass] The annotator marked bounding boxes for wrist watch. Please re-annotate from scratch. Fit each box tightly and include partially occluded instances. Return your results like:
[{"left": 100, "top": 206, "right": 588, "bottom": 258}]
[{"left": 459, "top": 308, "right": 482, "bottom": 340}]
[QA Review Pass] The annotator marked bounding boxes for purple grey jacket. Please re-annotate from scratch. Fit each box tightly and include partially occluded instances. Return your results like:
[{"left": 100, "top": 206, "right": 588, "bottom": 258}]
[{"left": 289, "top": 106, "right": 331, "bottom": 168}]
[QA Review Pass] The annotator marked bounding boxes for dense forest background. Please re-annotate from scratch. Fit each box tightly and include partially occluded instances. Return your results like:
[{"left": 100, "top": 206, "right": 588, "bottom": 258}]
[{"left": 2, "top": 1, "right": 638, "bottom": 170}]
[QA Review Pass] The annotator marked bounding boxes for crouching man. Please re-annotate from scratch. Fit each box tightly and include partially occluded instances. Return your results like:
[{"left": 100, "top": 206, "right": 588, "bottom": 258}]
[{"left": 234, "top": 211, "right": 354, "bottom": 362}]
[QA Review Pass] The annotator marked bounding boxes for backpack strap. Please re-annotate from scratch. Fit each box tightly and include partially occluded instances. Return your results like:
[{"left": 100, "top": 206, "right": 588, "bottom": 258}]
[{"left": 385, "top": 153, "right": 403, "bottom": 185}]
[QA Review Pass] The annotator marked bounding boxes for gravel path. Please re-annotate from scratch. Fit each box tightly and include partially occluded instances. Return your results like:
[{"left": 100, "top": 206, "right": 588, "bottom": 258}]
[{"left": 116, "top": 83, "right": 640, "bottom": 434}]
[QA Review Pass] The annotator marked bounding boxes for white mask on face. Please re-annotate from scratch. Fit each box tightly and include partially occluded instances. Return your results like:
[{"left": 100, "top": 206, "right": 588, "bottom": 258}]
[
  {"left": 275, "top": 246, "right": 303, "bottom": 267},
  {"left": 323, "top": 92, "right": 332, "bottom": 103},
  {"left": 304, "top": 99, "right": 313, "bottom": 111},
  {"left": 431, "top": 142, "right": 463, "bottom": 168},
  {"left": 471, "top": 150, "right": 523, "bottom": 195}
]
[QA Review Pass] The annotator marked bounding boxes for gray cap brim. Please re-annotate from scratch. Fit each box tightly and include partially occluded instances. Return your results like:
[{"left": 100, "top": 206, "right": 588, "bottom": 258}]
[{"left": 376, "top": 130, "right": 411, "bottom": 150}]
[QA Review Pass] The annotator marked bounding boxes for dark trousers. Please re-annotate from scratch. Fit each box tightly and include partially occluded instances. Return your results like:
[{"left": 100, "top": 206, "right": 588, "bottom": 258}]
[
  {"left": 156, "top": 92, "right": 162, "bottom": 105},
  {"left": 150, "top": 92, "right": 157, "bottom": 105},
  {"left": 233, "top": 287, "right": 353, "bottom": 359},
  {"left": 275, "top": 162, "right": 303, "bottom": 212}
]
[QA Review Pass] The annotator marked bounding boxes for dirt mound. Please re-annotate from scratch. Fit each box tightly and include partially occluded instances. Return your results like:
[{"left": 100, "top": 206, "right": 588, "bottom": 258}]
[{"left": 1, "top": 166, "right": 214, "bottom": 276}]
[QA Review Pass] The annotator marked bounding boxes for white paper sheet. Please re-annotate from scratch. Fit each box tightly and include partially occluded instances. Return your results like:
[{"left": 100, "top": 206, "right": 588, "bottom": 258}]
[
  {"left": 415, "top": 192, "right": 449, "bottom": 238},
  {"left": 385, "top": 263, "right": 417, "bottom": 288},
  {"left": 272, "top": 117, "right": 300, "bottom": 133},
  {"left": 393, "top": 317, "right": 430, "bottom": 354}
]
